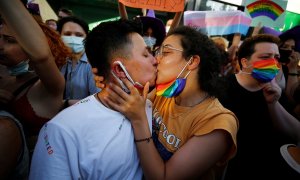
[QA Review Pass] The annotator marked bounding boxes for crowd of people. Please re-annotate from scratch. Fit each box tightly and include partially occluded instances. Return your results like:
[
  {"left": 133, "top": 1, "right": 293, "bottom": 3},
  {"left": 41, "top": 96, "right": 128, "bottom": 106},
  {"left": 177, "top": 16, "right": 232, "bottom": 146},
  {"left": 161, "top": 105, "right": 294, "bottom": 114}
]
[{"left": 0, "top": 0, "right": 299, "bottom": 179}]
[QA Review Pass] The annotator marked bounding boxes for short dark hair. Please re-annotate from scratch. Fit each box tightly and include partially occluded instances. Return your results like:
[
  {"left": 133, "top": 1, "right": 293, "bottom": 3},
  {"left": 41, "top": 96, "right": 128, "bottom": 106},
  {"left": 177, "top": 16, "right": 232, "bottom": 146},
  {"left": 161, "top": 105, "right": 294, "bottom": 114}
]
[
  {"left": 167, "top": 26, "right": 224, "bottom": 98},
  {"left": 85, "top": 19, "right": 143, "bottom": 79},
  {"left": 56, "top": 16, "right": 89, "bottom": 35},
  {"left": 237, "top": 34, "right": 280, "bottom": 69}
]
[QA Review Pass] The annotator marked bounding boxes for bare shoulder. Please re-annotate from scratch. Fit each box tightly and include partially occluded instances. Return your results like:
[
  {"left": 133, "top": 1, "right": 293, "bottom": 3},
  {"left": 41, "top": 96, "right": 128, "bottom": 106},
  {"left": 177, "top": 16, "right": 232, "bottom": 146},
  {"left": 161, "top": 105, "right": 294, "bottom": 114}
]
[
  {"left": 0, "top": 115, "right": 23, "bottom": 179},
  {"left": 0, "top": 116, "right": 22, "bottom": 142}
]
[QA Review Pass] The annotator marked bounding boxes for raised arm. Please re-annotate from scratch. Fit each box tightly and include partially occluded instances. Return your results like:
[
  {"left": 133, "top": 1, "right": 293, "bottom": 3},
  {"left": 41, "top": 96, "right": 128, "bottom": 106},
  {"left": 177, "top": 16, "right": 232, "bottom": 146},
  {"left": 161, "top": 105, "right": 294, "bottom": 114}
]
[
  {"left": 0, "top": 0, "right": 65, "bottom": 96},
  {"left": 251, "top": 22, "right": 262, "bottom": 37},
  {"left": 167, "top": 11, "right": 183, "bottom": 35},
  {"left": 0, "top": 115, "right": 23, "bottom": 179},
  {"left": 268, "top": 101, "right": 300, "bottom": 143},
  {"left": 263, "top": 80, "right": 300, "bottom": 143},
  {"left": 118, "top": 2, "right": 128, "bottom": 20},
  {"left": 166, "top": 0, "right": 188, "bottom": 35}
]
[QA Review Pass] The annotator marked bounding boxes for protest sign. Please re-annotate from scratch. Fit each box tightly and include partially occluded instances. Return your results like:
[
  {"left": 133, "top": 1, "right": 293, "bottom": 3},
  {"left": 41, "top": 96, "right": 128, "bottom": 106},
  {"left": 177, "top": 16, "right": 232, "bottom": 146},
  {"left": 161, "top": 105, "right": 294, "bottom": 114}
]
[
  {"left": 119, "top": 0, "right": 184, "bottom": 12},
  {"left": 244, "top": 0, "right": 287, "bottom": 28}
]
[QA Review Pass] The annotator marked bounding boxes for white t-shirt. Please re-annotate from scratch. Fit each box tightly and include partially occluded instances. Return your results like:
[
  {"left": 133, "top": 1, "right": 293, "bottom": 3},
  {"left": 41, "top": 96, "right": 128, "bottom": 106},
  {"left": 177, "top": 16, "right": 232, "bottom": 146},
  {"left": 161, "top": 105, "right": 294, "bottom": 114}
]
[{"left": 29, "top": 95, "right": 152, "bottom": 180}]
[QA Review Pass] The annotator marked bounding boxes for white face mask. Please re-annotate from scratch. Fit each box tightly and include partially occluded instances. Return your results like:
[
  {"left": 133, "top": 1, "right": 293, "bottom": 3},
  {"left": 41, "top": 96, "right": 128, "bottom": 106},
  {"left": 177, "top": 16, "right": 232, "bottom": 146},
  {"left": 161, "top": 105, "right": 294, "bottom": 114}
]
[
  {"left": 143, "top": 36, "right": 157, "bottom": 49},
  {"left": 61, "top": 36, "right": 85, "bottom": 53},
  {"left": 111, "top": 61, "right": 143, "bottom": 94}
]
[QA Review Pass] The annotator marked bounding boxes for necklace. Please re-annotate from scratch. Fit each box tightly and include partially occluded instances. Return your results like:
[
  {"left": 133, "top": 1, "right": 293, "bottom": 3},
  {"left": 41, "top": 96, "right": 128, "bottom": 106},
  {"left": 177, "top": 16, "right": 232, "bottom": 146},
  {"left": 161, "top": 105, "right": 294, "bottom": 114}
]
[
  {"left": 170, "top": 93, "right": 209, "bottom": 119},
  {"left": 198, "top": 93, "right": 209, "bottom": 105},
  {"left": 175, "top": 93, "right": 209, "bottom": 107}
]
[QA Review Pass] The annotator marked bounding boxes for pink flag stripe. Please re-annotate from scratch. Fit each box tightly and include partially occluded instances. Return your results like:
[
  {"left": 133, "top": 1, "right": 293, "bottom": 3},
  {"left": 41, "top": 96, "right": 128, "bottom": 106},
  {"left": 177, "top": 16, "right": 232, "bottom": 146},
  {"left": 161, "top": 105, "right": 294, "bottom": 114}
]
[
  {"left": 196, "top": 24, "right": 250, "bottom": 35},
  {"left": 184, "top": 10, "right": 249, "bottom": 18},
  {"left": 185, "top": 16, "right": 251, "bottom": 28},
  {"left": 184, "top": 11, "right": 252, "bottom": 36}
]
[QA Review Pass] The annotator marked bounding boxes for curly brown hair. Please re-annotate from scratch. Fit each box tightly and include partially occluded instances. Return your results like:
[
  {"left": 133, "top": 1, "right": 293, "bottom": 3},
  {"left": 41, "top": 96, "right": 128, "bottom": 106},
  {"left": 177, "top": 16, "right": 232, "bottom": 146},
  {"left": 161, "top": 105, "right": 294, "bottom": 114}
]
[{"left": 37, "top": 21, "right": 71, "bottom": 69}]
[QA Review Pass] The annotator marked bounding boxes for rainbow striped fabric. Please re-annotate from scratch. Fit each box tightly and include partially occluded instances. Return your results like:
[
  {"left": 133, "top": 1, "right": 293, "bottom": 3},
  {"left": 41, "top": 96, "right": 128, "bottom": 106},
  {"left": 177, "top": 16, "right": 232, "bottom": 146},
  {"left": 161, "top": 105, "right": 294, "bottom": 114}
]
[
  {"left": 252, "top": 58, "right": 280, "bottom": 82},
  {"left": 246, "top": 0, "right": 284, "bottom": 21},
  {"left": 156, "top": 78, "right": 186, "bottom": 98},
  {"left": 184, "top": 10, "right": 252, "bottom": 36},
  {"left": 244, "top": 0, "right": 287, "bottom": 28}
]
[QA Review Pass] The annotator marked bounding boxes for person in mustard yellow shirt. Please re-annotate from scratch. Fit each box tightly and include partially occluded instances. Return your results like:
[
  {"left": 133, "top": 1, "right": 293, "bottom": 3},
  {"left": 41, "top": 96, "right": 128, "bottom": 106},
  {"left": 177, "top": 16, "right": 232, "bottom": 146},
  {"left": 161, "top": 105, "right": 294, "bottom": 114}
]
[{"left": 100, "top": 26, "right": 239, "bottom": 180}]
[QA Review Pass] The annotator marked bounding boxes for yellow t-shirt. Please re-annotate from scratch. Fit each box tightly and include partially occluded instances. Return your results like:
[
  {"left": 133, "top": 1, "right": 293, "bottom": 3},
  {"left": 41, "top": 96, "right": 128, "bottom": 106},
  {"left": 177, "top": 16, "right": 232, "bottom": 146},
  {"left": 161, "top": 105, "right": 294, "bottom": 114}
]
[{"left": 152, "top": 95, "right": 238, "bottom": 179}]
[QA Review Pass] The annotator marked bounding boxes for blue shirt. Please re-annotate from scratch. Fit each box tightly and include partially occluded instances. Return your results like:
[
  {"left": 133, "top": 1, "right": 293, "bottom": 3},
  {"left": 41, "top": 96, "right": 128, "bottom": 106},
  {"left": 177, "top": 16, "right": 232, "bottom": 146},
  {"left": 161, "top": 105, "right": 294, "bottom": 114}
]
[{"left": 60, "top": 53, "right": 101, "bottom": 100}]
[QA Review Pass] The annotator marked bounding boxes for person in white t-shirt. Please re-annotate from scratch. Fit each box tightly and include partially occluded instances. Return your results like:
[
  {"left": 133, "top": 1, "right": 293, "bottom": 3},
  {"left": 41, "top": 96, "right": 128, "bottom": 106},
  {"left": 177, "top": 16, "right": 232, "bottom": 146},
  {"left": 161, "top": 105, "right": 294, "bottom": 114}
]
[{"left": 29, "top": 19, "right": 158, "bottom": 180}]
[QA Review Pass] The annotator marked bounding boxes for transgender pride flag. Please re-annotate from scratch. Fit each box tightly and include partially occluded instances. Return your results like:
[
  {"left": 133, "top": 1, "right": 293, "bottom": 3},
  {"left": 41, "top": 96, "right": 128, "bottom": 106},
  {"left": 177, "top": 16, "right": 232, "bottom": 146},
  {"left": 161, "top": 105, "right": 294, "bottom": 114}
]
[{"left": 184, "top": 11, "right": 252, "bottom": 36}]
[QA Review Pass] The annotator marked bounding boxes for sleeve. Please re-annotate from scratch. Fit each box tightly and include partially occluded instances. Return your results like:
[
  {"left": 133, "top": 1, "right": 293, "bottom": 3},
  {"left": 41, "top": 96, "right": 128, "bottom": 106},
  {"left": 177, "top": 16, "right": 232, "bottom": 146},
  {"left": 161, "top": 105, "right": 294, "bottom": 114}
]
[
  {"left": 204, "top": 112, "right": 238, "bottom": 147},
  {"left": 29, "top": 122, "right": 81, "bottom": 180},
  {"left": 192, "top": 111, "right": 239, "bottom": 162}
]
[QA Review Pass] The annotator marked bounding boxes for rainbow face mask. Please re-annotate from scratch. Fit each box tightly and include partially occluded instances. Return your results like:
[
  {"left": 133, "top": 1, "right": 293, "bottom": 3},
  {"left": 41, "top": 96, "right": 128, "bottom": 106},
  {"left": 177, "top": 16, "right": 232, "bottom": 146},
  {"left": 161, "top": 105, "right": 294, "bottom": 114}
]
[
  {"left": 243, "top": 58, "right": 280, "bottom": 83},
  {"left": 156, "top": 59, "right": 191, "bottom": 97}
]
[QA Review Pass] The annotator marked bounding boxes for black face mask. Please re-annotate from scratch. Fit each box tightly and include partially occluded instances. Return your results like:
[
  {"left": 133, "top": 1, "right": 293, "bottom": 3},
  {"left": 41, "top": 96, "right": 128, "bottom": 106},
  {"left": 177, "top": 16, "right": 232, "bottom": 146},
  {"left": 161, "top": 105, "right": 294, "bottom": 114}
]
[{"left": 279, "top": 49, "right": 292, "bottom": 63}]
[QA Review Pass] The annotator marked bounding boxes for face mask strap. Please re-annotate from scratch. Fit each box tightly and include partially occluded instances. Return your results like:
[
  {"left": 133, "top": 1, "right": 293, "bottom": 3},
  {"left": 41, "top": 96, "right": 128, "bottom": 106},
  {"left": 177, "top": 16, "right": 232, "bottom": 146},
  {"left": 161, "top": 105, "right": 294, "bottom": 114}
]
[
  {"left": 176, "top": 57, "right": 192, "bottom": 79},
  {"left": 240, "top": 71, "right": 252, "bottom": 75},
  {"left": 184, "top": 71, "right": 191, "bottom": 78},
  {"left": 240, "top": 63, "right": 252, "bottom": 76},
  {"left": 114, "top": 61, "right": 143, "bottom": 88},
  {"left": 241, "top": 59, "right": 252, "bottom": 70},
  {"left": 111, "top": 70, "right": 130, "bottom": 93}
]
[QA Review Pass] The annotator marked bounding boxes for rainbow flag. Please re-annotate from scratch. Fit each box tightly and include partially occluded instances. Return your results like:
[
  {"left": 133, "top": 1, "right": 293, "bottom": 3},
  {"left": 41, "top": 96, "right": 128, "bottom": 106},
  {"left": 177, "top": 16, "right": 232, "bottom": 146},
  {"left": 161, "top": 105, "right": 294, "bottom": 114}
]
[
  {"left": 184, "top": 11, "right": 252, "bottom": 36},
  {"left": 244, "top": 0, "right": 287, "bottom": 28},
  {"left": 246, "top": 0, "right": 284, "bottom": 21}
]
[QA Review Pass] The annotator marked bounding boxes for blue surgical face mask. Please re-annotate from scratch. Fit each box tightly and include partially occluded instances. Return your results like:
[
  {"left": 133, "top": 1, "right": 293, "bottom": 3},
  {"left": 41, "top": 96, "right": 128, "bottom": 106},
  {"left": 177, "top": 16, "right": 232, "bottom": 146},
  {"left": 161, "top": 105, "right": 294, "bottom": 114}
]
[
  {"left": 61, "top": 35, "right": 85, "bottom": 53},
  {"left": 143, "top": 36, "right": 157, "bottom": 49},
  {"left": 8, "top": 60, "right": 29, "bottom": 76}
]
